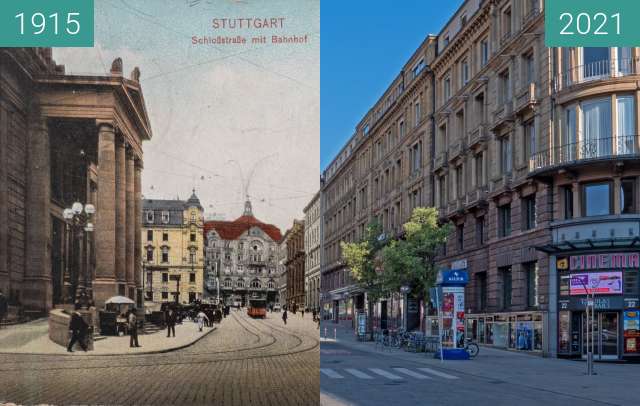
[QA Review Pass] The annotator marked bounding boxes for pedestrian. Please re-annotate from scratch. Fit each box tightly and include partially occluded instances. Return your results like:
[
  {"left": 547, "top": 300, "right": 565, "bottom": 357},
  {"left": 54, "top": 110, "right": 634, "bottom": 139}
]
[
  {"left": 196, "top": 309, "right": 209, "bottom": 332},
  {"left": 67, "top": 306, "right": 88, "bottom": 352},
  {"left": 128, "top": 308, "right": 140, "bottom": 348},
  {"left": 312, "top": 309, "right": 317, "bottom": 322},
  {"left": 0, "top": 289, "right": 8, "bottom": 330},
  {"left": 166, "top": 308, "right": 176, "bottom": 338},
  {"left": 301, "top": 308, "right": 305, "bottom": 318},
  {"left": 282, "top": 309, "right": 288, "bottom": 325}
]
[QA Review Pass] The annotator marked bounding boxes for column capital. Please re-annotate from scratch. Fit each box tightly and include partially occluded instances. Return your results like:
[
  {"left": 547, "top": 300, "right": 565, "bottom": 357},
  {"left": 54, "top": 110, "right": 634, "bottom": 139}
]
[
  {"left": 134, "top": 158, "right": 144, "bottom": 170},
  {"left": 96, "top": 120, "right": 116, "bottom": 133}
]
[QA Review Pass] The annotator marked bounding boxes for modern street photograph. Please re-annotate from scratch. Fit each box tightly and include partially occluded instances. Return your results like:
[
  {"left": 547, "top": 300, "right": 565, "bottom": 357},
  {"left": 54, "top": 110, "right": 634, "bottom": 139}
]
[
  {"left": 320, "top": 1, "right": 640, "bottom": 405},
  {"left": 0, "top": 0, "right": 319, "bottom": 405}
]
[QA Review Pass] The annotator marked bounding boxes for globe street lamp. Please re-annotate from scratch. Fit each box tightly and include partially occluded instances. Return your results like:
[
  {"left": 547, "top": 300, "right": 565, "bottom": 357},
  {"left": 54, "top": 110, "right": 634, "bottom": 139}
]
[{"left": 63, "top": 202, "right": 95, "bottom": 309}]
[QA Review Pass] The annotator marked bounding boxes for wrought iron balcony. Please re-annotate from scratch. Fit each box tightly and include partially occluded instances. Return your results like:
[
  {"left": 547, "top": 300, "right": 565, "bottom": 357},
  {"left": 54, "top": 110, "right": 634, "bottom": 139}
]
[
  {"left": 554, "top": 58, "right": 640, "bottom": 93},
  {"left": 529, "top": 135, "right": 640, "bottom": 174}
]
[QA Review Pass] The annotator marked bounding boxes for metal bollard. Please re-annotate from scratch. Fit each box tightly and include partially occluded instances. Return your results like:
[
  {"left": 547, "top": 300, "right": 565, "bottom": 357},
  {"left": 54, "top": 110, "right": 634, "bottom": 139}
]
[{"left": 334, "top": 328, "right": 337, "bottom": 341}]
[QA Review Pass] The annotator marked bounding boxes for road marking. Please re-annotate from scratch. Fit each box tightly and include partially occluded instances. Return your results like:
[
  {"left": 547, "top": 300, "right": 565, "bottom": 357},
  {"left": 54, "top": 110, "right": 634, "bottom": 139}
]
[
  {"left": 418, "top": 367, "right": 459, "bottom": 379},
  {"left": 344, "top": 368, "right": 374, "bottom": 379},
  {"left": 368, "top": 368, "right": 403, "bottom": 380},
  {"left": 320, "top": 368, "right": 344, "bottom": 379},
  {"left": 393, "top": 368, "right": 433, "bottom": 380}
]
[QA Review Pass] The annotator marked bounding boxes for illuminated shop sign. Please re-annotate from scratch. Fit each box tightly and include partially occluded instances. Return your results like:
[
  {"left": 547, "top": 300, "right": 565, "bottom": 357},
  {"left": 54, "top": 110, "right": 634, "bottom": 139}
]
[
  {"left": 569, "top": 272, "right": 623, "bottom": 295},
  {"left": 558, "top": 253, "right": 640, "bottom": 271}
]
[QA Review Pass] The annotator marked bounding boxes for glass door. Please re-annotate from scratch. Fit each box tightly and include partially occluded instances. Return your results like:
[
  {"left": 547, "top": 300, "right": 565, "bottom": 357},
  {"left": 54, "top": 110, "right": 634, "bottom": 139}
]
[{"left": 600, "top": 312, "right": 619, "bottom": 359}]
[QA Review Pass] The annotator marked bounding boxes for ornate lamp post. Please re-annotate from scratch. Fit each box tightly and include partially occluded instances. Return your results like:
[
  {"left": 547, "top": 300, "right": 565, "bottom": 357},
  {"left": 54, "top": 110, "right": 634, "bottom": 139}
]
[{"left": 62, "top": 201, "right": 95, "bottom": 309}]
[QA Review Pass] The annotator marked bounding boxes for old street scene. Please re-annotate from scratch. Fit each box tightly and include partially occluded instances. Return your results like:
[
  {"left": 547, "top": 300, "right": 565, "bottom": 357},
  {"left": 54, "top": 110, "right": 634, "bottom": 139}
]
[
  {"left": 0, "top": 1, "right": 319, "bottom": 405},
  {"left": 320, "top": 1, "right": 640, "bottom": 405}
]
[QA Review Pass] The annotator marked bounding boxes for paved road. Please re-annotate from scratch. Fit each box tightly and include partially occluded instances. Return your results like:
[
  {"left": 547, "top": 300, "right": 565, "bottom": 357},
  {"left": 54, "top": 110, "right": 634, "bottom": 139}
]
[
  {"left": 320, "top": 326, "right": 640, "bottom": 406},
  {"left": 0, "top": 310, "right": 319, "bottom": 406}
]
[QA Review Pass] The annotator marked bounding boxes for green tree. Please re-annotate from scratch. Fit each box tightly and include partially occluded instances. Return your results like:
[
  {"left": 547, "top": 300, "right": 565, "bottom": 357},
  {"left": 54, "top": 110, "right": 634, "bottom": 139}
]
[
  {"left": 382, "top": 207, "right": 451, "bottom": 303},
  {"left": 340, "top": 221, "right": 387, "bottom": 339}
]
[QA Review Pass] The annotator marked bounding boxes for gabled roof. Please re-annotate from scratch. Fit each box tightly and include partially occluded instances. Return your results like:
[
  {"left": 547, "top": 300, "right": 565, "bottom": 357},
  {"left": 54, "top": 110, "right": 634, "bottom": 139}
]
[{"left": 205, "top": 213, "right": 282, "bottom": 243}]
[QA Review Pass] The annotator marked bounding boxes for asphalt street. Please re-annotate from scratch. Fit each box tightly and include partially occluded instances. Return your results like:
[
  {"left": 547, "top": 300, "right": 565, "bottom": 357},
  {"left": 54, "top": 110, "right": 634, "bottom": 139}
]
[
  {"left": 0, "top": 310, "right": 319, "bottom": 406},
  {"left": 320, "top": 329, "right": 640, "bottom": 406}
]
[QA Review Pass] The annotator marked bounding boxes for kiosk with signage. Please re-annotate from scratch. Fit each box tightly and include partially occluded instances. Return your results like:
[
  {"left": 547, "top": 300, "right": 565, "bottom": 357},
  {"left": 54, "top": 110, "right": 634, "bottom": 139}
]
[{"left": 435, "top": 264, "right": 469, "bottom": 360}]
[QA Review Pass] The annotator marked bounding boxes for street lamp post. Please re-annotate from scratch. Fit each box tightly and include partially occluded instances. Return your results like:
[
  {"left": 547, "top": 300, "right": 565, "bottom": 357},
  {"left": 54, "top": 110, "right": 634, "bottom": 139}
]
[
  {"left": 562, "top": 275, "right": 598, "bottom": 376},
  {"left": 62, "top": 201, "right": 95, "bottom": 309},
  {"left": 400, "top": 285, "right": 410, "bottom": 331}
]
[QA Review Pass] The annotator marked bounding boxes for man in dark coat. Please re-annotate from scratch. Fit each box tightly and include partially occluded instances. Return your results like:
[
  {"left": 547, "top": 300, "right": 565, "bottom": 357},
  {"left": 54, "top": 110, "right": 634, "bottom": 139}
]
[
  {"left": 67, "top": 309, "right": 88, "bottom": 352},
  {"left": 166, "top": 308, "right": 176, "bottom": 337},
  {"left": 128, "top": 308, "right": 140, "bottom": 348},
  {"left": 0, "top": 290, "right": 8, "bottom": 329}
]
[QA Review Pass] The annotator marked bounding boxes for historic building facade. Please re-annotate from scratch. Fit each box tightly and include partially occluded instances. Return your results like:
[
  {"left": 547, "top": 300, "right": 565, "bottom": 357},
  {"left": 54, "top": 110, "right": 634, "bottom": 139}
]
[
  {"left": 0, "top": 48, "right": 150, "bottom": 315},
  {"left": 142, "top": 191, "right": 204, "bottom": 305},
  {"left": 203, "top": 201, "right": 282, "bottom": 306},
  {"left": 277, "top": 229, "right": 288, "bottom": 306},
  {"left": 304, "top": 192, "right": 321, "bottom": 310},
  {"left": 320, "top": 35, "right": 437, "bottom": 327},
  {"left": 284, "top": 220, "right": 305, "bottom": 309}
]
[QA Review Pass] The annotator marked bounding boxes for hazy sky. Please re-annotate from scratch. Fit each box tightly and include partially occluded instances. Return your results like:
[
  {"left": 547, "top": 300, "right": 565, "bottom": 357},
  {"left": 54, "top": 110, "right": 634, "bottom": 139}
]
[{"left": 54, "top": 0, "right": 319, "bottom": 232}]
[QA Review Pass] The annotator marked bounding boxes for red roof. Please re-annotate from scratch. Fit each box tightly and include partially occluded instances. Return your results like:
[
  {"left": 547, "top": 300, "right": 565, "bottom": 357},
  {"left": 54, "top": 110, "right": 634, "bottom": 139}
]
[{"left": 204, "top": 214, "right": 282, "bottom": 242}]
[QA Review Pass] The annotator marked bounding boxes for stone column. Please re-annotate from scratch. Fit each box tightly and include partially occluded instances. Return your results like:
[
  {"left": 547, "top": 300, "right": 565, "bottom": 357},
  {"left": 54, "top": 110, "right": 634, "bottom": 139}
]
[
  {"left": 126, "top": 151, "right": 135, "bottom": 297},
  {"left": 24, "top": 113, "right": 52, "bottom": 313},
  {"left": 134, "top": 159, "right": 143, "bottom": 306},
  {"left": 94, "top": 122, "right": 117, "bottom": 309},
  {"left": 115, "top": 136, "right": 127, "bottom": 295}
]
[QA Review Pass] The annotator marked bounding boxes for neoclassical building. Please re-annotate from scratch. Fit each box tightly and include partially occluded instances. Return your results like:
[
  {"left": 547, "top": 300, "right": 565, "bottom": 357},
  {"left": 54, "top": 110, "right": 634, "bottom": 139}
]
[
  {"left": 142, "top": 191, "right": 205, "bottom": 305},
  {"left": 304, "top": 192, "right": 320, "bottom": 310},
  {"left": 0, "top": 48, "right": 151, "bottom": 316},
  {"left": 204, "top": 200, "right": 282, "bottom": 306}
]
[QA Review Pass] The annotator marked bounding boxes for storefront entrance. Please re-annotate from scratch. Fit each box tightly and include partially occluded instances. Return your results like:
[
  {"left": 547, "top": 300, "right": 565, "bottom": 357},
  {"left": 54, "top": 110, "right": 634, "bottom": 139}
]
[{"left": 581, "top": 311, "right": 619, "bottom": 360}]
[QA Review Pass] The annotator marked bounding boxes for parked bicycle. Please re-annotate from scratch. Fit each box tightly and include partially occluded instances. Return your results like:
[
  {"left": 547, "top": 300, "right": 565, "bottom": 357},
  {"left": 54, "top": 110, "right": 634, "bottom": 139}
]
[{"left": 464, "top": 338, "right": 479, "bottom": 358}]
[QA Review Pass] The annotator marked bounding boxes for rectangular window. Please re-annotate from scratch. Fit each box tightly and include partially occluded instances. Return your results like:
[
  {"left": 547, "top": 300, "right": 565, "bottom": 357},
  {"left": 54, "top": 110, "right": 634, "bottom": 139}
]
[
  {"left": 399, "top": 120, "right": 405, "bottom": 138},
  {"left": 502, "top": 6, "right": 512, "bottom": 39},
  {"left": 582, "top": 98, "right": 611, "bottom": 158},
  {"left": 444, "top": 76, "right": 451, "bottom": 101},
  {"left": 499, "top": 70, "right": 510, "bottom": 103},
  {"left": 147, "top": 230, "right": 153, "bottom": 241},
  {"left": 475, "top": 92, "right": 485, "bottom": 123},
  {"left": 146, "top": 211, "right": 154, "bottom": 223},
  {"left": 500, "top": 266, "right": 512, "bottom": 309},
  {"left": 563, "top": 185, "right": 574, "bottom": 219},
  {"left": 457, "top": 224, "right": 464, "bottom": 251},
  {"left": 524, "top": 262, "right": 539, "bottom": 308},
  {"left": 476, "top": 216, "right": 485, "bottom": 246},
  {"left": 161, "top": 211, "right": 170, "bottom": 224},
  {"left": 564, "top": 107, "right": 577, "bottom": 161},
  {"left": 461, "top": 59, "right": 469, "bottom": 85},
  {"left": 480, "top": 39, "right": 489, "bottom": 67},
  {"left": 621, "top": 178, "right": 636, "bottom": 214},
  {"left": 501, "top": 136, "right": 512, "bottom": 174},
  {"left": 477, "top": 271, "right": 487, "bottom": 310},
  {"left": 161, "top": 292, "right": 168, "bottom": 300},
  {"left": 162, "top": 232, "right": 168, "bottom": 241},
  {"left": 523, "top": 195, "right": 537, "bottom": 230},
  {"left": 524, "top": 52, "right": 534, "bottom": 84},
  {"left": 415, "top": 102, "right": 421, "bottom": 127},
  {"left": 162, "top": 250, "right": 168, "bottom": 263},
  {"left": 617, "top": 95, "right": 636, "bottom": 154},
  {"left": 455, "top": 166, "right": 463, "bottom": 199},
  {"left": 411, "top": 142, "right": 422, "bottom": 173},
  {"left": 438, "top": 125, "right": 447, "bottom": 153},
  {"left": 147, "top": 248, "right": 153, "bottom": 262},
  {"left": 162, "top": 273, "right": 168, "bottom": 283},
  {"left": 190, "top": 233, "right": 196, "bottom": 242},
  {"left": 439, "top": 176, "right": 447, "bottom": 207},
  {"left": 475, "top": 152, "right": 484, "bottom": 186},
  {"left": 499, "top": 204, "right": 512, "bottom": 237},
  {"left": 524, "top": 120, "right": 536, "bottom": 161},
  {"left": 190, "top": 273, "right": 196, "bottom": 283},
  {"left": 583, "top": 182, "right": 612, "bottom": 216}
]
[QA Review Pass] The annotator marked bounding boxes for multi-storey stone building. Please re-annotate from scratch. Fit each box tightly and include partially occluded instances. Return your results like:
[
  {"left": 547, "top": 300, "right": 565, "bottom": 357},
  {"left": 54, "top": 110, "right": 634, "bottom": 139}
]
[
  {"left": 141, "top": 191, "right": 204, "bottom": 305},
  {"left": 203, "top": 201, "right": 282, "bottom": 306},
  {"left": 276, "top": 237, "right": 288, "bottom": 306},
  {"left": 284, "top": 220, "right": 305, "bottom": 309},
  {"left": 321, "top": 36, "right": 437, "bottom": 328},
  {"left": 323, "top": 0, "right": 640, "bottom": 361},
  {"left": 0, "top": 48, "right": 150, "bottom": 316},
  {"left": 304, "top": 192, "right": 321, "bottom": 311}
]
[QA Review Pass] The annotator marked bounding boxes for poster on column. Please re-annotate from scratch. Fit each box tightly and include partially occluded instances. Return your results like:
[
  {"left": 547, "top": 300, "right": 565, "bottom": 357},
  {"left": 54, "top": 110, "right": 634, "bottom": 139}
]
[{"left": 443, "top": 286, "right": 465, "bottom": 348}]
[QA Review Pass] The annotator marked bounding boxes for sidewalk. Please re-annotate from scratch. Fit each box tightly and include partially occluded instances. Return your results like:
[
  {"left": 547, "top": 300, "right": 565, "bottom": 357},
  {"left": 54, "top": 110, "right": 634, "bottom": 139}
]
[{"left": 0, "top": 318, "right": 216, "bottom": 356}]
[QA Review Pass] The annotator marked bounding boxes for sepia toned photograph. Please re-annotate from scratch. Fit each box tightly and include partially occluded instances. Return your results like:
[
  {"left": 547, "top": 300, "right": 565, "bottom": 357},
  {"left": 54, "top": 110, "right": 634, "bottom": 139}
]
[{"left": 0, "top": 0, "right": 319, "bottom": 405}]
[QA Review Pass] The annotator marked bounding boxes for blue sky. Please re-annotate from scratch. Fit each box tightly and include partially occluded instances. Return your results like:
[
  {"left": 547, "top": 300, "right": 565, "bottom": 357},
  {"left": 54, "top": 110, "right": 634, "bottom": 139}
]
[{"left": 321, "top": 0, "right": 464, "bottom": 170}]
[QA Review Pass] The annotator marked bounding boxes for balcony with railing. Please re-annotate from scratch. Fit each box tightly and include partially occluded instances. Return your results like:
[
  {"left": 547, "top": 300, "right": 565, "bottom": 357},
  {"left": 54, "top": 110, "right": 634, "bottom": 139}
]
[
  {"left": 529, "top": 135, "right": 640, "bottom": 175},
  {"left": 555, "top": 58, "right": 640, "bottom": 93},
  {"left": 468, "top": 124, "right": 488, "bottom": 150}
]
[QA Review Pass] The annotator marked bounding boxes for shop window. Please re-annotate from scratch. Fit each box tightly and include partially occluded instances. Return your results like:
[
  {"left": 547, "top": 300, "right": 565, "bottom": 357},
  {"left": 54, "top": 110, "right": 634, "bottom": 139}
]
[
  {"left": 476, "top": 216, "right": 485, "bottom": 246},
  {"left": 524, "top": 262, "right": 539, "bottom": 308},
  {"left": 562, "top": 186, "right": 574, "bottom": 219},
  {"left": 582, "top": 182, "right": 612, "bottom": 216},
  {"left": 498, "top": 204, "right": 511, "bottom": 237},
  {"left": 621, "top": 179, "right": 636, "bottom": 214},
  {"left": 522, "top": 195, "right": 536, "bottom": 230},
  {"left": 500, "top": 266, "right": 512, "bottom": 309}
]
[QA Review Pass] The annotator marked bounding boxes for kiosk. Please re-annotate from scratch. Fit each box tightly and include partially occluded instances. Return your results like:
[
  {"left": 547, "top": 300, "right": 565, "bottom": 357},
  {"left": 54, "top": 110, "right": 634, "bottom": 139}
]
[{"left": 435, "top": 267, "right": 469, "bottom": 360}]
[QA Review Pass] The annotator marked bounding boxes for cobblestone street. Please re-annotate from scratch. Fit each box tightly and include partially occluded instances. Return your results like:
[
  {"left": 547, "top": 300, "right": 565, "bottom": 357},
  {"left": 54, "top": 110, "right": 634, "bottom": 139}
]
[{"left": 0, "top": 311, "right": 319, "bottom": 406}]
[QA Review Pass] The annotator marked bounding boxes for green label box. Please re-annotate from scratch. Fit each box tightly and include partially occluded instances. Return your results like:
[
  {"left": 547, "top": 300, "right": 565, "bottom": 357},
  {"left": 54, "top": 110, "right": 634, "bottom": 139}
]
[
  {"left": 0, "top": 0, "right": 94, "bottom": 47},
  {"left": 545, "top": 0, "right": 640, "bottom": 47}
]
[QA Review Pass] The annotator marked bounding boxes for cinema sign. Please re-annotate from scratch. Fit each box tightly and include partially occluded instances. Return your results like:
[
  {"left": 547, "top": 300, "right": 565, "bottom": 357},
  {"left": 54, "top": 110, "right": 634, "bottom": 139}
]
[{"left": 557, "top": 252, "right": 640, "bottom": 271}]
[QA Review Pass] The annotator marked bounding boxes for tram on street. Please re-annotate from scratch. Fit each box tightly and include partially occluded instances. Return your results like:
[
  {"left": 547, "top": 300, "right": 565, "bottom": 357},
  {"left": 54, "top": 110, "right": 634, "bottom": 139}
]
[{"left": 247, "top": 297, "right": 267, "bottom": 318}]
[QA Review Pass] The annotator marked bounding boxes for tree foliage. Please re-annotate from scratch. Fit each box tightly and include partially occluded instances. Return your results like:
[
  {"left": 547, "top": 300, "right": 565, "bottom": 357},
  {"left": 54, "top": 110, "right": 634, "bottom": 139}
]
[{"left": 382, "top": 207, "right": 451, "bottom": 300}]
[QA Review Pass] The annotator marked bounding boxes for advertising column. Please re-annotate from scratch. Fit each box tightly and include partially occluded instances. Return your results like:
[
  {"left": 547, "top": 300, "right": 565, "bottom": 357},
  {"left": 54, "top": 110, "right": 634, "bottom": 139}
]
[{"left": 436, "top": 262, "right": 469, "bottom": 360}]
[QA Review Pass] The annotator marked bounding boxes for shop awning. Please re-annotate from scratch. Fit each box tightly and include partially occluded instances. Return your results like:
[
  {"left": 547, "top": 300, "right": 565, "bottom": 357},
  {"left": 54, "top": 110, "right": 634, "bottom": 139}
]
[{"left": 535, "top": 236, "right": 640, "bottom": 254}]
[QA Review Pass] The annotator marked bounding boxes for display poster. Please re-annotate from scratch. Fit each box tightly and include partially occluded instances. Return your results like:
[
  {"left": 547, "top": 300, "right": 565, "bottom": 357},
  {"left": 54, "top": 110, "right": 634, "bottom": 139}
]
[
  {"left": 441, "top": 286, "right": 465, "bottom": 348},
  {"left": 516, "top": 321, "right": 533, "bottom": 351},
  {"left": 624, "top": 310, "right": 640, "bottom": 354},
  {"left": 569, "top": 272, "right": 623, "bottom": 295},
  {"left": 357, "top": 312, "right": 367, "bottom": 336}
]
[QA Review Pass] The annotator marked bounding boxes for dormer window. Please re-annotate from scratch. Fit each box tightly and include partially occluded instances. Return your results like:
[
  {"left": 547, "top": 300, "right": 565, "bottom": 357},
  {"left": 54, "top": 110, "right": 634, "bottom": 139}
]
[
  {"left": 146, "top": 210, "right": 154, "bottom": 223},
  {"left": 161, "top": 211, "right": 169, "bottom": 224}
]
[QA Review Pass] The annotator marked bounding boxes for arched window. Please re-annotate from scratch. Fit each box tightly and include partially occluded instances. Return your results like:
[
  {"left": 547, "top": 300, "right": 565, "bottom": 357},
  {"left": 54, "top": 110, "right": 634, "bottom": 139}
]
[
  {"left": 267, "top": 279, "right": 275, "bottom": 289},
  {"left": 223, "top": 278, "right": 233, "bottom": 288},
  {"left": 250, "top": 279, "right": 261, "bottom": 289},
  {"left": 236, "top": 279, "right": 245, "bottom": 288}
]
